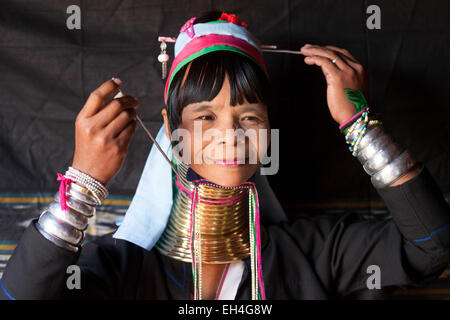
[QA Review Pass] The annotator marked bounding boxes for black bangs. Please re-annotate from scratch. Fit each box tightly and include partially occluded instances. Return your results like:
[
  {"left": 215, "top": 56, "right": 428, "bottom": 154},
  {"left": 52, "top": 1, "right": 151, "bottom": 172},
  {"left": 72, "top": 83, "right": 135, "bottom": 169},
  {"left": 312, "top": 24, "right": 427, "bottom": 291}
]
[{"left": 166, "top": 50, "right": 274, "bottom": 131}]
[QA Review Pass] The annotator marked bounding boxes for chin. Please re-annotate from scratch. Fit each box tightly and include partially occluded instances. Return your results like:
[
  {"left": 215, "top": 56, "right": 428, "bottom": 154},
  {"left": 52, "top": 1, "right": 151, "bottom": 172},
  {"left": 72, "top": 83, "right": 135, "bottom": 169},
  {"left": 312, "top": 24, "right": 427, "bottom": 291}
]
[{"left": 190, "top": 163, "right": 259, "bottom": 187}]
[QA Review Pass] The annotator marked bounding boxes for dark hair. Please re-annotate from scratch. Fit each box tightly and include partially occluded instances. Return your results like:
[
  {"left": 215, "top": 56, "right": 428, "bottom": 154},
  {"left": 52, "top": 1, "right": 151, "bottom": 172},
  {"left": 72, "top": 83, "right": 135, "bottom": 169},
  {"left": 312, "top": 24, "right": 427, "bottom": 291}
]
[{"left": 166, "top": 11, "right": 274, "bottom": 132}]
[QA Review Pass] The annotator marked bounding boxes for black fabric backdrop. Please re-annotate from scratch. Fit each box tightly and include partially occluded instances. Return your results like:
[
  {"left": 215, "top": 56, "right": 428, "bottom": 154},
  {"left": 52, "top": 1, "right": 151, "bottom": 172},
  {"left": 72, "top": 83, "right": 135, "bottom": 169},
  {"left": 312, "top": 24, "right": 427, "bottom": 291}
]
[{"left": 0, "top": 0, "right": 449, "bottom": 213}]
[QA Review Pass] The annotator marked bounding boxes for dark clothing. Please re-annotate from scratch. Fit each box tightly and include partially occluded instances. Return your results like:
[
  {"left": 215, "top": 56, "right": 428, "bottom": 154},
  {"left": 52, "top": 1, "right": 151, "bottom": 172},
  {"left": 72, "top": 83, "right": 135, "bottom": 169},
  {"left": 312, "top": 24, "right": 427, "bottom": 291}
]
[{"left": 1, "top": 166, "right": 450, "bottom": 299}]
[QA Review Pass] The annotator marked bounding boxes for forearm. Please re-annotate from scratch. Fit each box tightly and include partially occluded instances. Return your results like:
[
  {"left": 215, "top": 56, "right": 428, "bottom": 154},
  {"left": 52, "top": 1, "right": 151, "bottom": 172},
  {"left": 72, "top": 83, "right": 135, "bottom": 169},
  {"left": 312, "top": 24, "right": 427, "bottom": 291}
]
[
  {"left": 343, "top": 115, "right": 450, "bottom": 277},
  {"left": 1, "top": 168, "right": 107, "bottom": 299}
]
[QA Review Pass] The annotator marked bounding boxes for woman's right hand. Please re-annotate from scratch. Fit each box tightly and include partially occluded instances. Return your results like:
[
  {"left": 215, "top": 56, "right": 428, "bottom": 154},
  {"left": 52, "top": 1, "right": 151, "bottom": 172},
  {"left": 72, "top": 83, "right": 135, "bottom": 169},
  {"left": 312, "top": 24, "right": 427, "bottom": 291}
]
[{"left": 71, "top": 78, "right": 139, "bottom": 186}]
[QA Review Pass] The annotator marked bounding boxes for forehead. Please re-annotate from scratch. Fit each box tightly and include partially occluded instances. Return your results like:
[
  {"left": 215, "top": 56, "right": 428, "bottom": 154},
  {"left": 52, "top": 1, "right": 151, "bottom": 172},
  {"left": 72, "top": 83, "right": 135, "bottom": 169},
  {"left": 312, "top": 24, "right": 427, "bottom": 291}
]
[
  {"left": 173, "top": 52, "right": 271, "bottom": 120},
  {"left": 183, "top": 81, "right": 267, "bottom": 113}
]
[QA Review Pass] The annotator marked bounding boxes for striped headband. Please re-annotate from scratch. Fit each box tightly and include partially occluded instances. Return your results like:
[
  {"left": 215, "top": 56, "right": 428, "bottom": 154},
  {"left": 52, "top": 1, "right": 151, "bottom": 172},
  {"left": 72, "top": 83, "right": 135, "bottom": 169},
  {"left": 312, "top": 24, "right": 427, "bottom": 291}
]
[{"left": 164, "top": 13, "right": 269, "bottom": 106}]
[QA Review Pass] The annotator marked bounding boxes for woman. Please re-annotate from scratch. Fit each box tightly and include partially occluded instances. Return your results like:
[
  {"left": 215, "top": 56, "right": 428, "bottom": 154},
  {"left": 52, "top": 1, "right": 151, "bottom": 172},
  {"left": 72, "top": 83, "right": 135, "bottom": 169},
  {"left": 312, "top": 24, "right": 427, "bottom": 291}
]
[{"left": 1, "top": 11, "right": 449, "bottom": 300}]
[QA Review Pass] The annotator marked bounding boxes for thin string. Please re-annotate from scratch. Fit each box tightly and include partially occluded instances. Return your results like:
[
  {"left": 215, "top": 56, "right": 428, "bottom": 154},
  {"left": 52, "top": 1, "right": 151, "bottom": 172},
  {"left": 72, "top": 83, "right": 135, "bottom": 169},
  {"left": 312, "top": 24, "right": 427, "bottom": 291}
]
[
  {"left": 251, "top": 184, "right": 266, "bottom": 299},
  {"left": 262, "top": 48, "right": 304, "bottom": 55},
  {"left": 111, "top": 82, "right": 178, "bottom": 175},
  {"left": 196, "top": 185, "right": 202, "bottom": 300},
  {"left": 56, "top": 173, "right": 73, "bottom": 211},
  {"left": 214, "top": 263, "right": 230, "bottom": 299},
  {"left": 249, "top": 188, "right": 256, "bottom": 298},
  {"left": 189, "top": 184, "right": 198, "bottom": 299}
]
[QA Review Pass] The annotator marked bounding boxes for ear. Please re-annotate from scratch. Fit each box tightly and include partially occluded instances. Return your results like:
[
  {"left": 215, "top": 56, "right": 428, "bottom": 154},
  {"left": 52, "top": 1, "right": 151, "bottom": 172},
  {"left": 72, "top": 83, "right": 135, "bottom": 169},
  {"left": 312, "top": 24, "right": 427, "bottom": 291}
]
[{"left": 161, "top": 107, "right": 172, "bottom": 141}]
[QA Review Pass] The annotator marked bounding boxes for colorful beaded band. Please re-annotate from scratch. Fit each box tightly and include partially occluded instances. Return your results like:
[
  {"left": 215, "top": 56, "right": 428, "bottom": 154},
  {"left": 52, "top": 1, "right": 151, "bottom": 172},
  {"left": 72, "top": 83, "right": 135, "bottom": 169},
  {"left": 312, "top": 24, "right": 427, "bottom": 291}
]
[{"left": 344, "top": 108, "right": 381, "bottom": 157}]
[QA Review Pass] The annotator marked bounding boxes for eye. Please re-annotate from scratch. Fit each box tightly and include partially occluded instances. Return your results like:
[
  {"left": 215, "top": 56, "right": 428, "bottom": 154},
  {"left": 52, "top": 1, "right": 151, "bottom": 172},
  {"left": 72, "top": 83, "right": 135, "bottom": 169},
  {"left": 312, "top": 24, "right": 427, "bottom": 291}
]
[
  {"left": 242, "top": 116, "right": 261, "bottom": 122},
  {"left": 197, "top": 115, "right": 214, "bottom": 120}
]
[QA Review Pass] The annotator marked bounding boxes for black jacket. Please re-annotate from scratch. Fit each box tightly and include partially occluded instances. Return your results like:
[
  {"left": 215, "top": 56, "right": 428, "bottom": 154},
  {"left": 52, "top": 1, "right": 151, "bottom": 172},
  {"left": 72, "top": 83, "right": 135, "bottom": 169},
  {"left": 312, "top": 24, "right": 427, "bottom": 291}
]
[{"left": 1, "top": 166, "right": 450, "bottom": 299}]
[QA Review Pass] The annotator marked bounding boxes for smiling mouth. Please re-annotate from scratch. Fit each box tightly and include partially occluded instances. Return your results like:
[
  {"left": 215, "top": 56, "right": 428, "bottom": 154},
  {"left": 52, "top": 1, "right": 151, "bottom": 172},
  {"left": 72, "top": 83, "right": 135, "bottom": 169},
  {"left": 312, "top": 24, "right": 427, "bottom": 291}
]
[{"left": 212, "top": 158, "right": 248, "bottom": 166}]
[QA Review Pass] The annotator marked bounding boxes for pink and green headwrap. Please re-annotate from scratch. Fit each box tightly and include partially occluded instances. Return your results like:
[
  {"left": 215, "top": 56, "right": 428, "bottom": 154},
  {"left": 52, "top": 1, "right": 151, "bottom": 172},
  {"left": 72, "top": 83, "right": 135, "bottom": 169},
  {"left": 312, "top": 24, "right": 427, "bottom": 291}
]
[{"left": 164, "top": 12, "right": 269, "bottom": 107}]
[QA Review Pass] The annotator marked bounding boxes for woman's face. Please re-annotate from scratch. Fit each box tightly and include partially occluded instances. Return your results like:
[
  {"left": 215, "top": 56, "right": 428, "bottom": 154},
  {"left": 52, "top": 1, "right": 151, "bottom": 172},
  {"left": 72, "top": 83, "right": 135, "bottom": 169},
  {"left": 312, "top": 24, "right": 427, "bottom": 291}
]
[{"left": 162, "top": 75, "right": 270, "bottom": 187}]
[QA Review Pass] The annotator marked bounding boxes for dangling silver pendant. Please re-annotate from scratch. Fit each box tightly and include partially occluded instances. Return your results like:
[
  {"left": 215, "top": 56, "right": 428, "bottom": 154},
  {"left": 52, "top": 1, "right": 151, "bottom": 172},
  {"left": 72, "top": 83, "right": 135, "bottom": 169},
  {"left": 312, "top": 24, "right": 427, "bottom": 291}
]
[{"left": 158, "top": 41, "right": 169, "bottom": 80}]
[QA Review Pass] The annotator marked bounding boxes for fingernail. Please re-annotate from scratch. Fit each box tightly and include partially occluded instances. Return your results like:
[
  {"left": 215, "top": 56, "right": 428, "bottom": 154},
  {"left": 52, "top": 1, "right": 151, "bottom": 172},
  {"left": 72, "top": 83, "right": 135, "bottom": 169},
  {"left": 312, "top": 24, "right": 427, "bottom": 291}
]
[
  {"left": 113, "top": 91, "right": 125, "bottom": 99},
  {"left": 112, "top": 77, "right": 122, "bottom": 86}
]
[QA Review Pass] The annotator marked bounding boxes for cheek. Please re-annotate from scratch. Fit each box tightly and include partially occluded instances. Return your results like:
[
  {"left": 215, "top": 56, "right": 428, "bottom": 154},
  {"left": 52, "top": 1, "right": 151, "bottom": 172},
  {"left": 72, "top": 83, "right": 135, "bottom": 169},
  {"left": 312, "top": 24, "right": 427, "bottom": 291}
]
[
  {"left": 178, "top": 120, "right": 211, "bottom": 155},
  {"left": 262, "top": 129, "right": 271, "bottom": 154},
  {"left": 190, "top": 135, "right": 204, "bottom": 162},
  {"left": 179, "top": 121, "right": 270, "bottom": 164},
  {"left": 248, "top": 128, "right": 270, "bottom": 161},
  {"left": 181, "top": 127, "right": 211, "bottom": 164}
]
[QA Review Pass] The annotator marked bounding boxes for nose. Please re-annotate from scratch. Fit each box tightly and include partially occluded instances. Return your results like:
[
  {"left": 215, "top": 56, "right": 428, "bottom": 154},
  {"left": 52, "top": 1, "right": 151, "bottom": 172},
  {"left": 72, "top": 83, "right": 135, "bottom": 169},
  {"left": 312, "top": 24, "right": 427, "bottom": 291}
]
[
  {"left": 216, "top": 115, "right": 242, "bottom": 146},
  {"left": 220, "top": 130, "right": 246, "bottom": 147}
]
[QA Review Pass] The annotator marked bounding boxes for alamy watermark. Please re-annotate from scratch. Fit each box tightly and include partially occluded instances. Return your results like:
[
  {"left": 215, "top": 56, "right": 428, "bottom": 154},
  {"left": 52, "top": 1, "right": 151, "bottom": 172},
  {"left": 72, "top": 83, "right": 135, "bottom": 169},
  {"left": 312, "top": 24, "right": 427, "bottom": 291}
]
[
  {"left": 366, "top": 265, "right": 381, "bottom": 290},
  {"left": 171, "top": 121, "right": 279, "bottom": 175},
  {"left": 66, "top": 265, "right": 81, "bottom": 290},
  {"left": 366, "top": 5, "right": 381, "bottom": 30},
  {"left": 66, "top": 5, "right": 81, "bottom": 30}
]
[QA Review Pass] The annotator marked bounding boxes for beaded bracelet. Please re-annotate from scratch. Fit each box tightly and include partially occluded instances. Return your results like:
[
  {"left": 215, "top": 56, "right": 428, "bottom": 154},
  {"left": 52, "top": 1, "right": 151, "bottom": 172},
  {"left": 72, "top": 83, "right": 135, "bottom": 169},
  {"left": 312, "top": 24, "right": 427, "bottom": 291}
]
[
  {"left": 66, "top": 166, "right": 108, "bottom": 200},
  {"left": 344, "top": 108, "right": 381, "bottom": 157}
]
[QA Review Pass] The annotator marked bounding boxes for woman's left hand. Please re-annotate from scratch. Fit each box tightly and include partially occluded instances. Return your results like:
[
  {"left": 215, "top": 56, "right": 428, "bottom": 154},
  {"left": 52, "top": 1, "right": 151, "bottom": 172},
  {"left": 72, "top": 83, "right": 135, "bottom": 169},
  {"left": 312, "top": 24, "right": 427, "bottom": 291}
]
[{"left": 300, "top": 44, "right": 368, "bottom": 126}]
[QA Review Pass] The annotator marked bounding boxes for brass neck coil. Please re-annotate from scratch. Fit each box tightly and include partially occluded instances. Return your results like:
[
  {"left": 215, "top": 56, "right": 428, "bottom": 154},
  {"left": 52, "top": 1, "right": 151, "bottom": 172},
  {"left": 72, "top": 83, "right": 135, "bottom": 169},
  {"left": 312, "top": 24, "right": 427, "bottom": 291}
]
[{"left": 155, "top": 158, "right": 267, "bottom": 264}]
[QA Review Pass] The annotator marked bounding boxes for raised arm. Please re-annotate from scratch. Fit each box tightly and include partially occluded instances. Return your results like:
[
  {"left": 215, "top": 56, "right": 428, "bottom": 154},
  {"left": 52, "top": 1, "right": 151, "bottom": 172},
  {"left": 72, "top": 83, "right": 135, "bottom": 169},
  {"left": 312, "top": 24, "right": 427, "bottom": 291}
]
[
  {"left": 299, "top": 44, "right": 450, "bottom": 297},
  {"left": 0, "top": 79, "right": 139, "bottom": 299}
]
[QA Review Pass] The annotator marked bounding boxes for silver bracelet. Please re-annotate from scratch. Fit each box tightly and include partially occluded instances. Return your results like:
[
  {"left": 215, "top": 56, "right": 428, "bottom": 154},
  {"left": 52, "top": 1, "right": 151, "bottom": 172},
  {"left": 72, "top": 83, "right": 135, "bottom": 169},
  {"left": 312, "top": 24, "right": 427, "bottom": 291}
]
[
  {"left": 37, "top": 210, "right": 83, "bottom": 246},
  {"left": 36, "top": 173, "right": 100, "bottom": 251},
  {"left": 66, "top": 184, "right": 98, "bottom": 206},
  {"left": 356, "top": 124, "right": 384, "bottom": 151},
  {"left": 371, "top": 150, "right": 416, "bottom": 188},
  {"left": 46, "top": 198, "right": 89, "bottom": 230},
  {"left": 357, "top": 133, "right": 394, "bottom": 164},
  {"left": 362, "top": 142, "right": 403, "bottom": 175},
  {"left": 35, "top": 221, "right": 79, "bottom": 253},
  {"left": 65, "top": 193, "right": 96, "bottom": 217},
  {"left": 345, "top": 121, "right": 417, "bottom": 189}
]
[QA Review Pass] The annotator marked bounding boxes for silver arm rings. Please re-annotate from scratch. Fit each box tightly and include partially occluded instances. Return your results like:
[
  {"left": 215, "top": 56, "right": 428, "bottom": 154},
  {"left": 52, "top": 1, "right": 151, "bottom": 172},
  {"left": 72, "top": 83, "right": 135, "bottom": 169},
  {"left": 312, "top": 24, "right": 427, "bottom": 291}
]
[
  {"left": 36, "top": 183, "right": 97, "bottom": 252},
  {"left": 354, "top": 123, "right": 417, "bottom": 189}
]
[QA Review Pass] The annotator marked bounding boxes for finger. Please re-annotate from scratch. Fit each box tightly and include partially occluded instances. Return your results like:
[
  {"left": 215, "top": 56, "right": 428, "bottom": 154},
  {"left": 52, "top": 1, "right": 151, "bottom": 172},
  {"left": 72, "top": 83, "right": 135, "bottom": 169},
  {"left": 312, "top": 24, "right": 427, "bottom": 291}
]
[
  {"left": 104, "top": 108, "right": 137, "bottom": 138},
  {"left": 82, "top": 78, "right": 122, "bottom": 118},
  {"left": 324, "top": 45, "right": 364, "bottom": 71},
  {"left": 304, "top": 55, "right": 341, "bottom": 80},
  {"left": 324, "top": 45, "right": 358, "bottom": 62},
  {"left": 301, "top": 45, "right": 349, "bottom": 71},
  {"left": 328, "top": 53, "right": 358, "bottom": 72},
  {"left": 116, "top": 119, "right": 137, "bottom": 148},
  {"left": 93, "top": 95, "right": 139, "bottom": 128}
]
